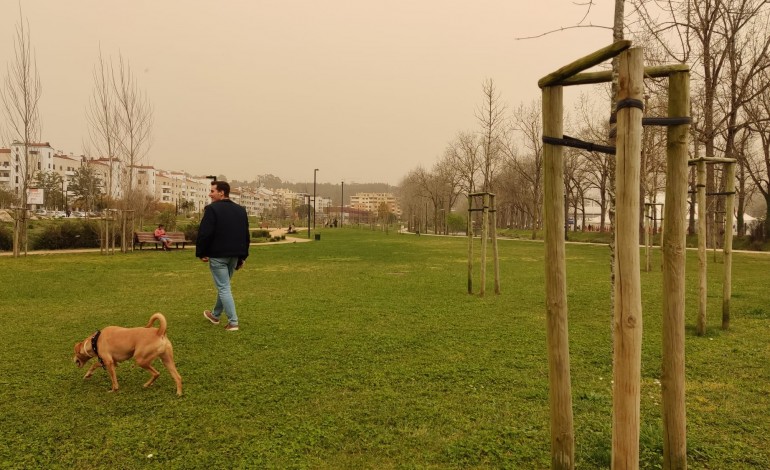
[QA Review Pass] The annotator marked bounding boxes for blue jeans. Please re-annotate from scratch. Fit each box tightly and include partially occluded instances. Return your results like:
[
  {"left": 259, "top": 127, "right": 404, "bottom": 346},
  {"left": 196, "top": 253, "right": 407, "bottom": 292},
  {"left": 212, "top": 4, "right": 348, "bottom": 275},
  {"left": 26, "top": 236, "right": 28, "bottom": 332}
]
[{"left": 209, "top": 257, "right": 239, "bottom": 326}]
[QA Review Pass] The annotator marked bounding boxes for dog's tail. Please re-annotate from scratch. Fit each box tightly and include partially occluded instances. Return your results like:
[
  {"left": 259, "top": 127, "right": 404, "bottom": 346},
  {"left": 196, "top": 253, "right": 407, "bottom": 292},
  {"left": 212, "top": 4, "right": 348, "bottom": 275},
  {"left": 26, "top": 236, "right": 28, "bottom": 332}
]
[{"left": 145, "top": 313, "right": 167, "bottom": 336}]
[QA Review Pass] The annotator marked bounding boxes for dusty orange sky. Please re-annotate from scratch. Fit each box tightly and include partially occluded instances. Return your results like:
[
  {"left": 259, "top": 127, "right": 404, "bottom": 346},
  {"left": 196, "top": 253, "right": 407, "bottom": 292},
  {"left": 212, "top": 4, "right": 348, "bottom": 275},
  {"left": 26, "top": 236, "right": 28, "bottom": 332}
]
[{"left": 1, "top": 0, "right": 617, "bottom": 185}]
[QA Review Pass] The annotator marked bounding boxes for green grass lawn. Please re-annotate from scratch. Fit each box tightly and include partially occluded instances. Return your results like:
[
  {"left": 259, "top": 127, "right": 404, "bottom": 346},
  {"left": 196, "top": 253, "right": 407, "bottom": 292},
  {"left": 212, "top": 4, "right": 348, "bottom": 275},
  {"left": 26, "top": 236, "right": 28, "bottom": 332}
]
[{"left": 1, "top": 229, "right": 769, "bottom": 468}]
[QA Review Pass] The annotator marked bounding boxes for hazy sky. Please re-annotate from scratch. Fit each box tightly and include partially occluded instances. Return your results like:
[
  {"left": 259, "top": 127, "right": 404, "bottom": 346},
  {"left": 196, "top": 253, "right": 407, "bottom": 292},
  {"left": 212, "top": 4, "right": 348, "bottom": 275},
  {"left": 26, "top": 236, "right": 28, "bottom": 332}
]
[{"left": 1, "top": 1, "right": 617, "bottom": 185}]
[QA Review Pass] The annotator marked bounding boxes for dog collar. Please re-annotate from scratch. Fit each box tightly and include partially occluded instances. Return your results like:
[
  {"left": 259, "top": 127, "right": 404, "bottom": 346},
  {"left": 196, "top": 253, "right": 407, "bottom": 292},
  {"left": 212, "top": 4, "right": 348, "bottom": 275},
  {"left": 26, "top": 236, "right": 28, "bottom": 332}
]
[{"left": 90, "top": 330, "right": 105, "bottom": 368}]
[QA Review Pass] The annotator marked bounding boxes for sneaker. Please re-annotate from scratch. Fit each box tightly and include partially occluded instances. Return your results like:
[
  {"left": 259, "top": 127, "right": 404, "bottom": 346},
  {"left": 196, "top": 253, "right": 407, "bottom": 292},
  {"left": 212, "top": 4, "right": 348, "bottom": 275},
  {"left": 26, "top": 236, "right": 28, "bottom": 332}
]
[
  {"left": 224, "top": 323, "right": 239, "bottom": 331},
  {"left": 203, "top": 310, "right": 220, "bottom": 325}
]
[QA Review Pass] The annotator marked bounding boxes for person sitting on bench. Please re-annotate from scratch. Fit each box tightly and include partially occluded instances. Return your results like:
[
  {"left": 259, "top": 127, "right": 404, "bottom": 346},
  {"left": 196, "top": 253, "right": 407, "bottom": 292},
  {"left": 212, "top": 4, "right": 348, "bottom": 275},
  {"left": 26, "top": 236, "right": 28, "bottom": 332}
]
[{"left": 154, "top": 224, "right": 173, "bottom": 251}]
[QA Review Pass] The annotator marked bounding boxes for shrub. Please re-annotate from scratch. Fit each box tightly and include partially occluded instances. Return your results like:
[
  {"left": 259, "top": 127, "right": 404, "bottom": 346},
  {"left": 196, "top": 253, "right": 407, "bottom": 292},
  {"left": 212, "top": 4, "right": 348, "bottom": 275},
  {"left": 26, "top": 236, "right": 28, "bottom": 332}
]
[
  {"left": 32, "top": 220, "right": 100, "bottom": 250},
  {"left": 157, "top": 211, "right": 177, "bottom": 230},
  {"left": 181, "top": 221, "right": 200, "bottom": 243},
  {"left": 252, "top": 229, "right": 270, "bottom": 239},
  {"left": 0, "top": 224, "right": 12, "bottom": 251}
]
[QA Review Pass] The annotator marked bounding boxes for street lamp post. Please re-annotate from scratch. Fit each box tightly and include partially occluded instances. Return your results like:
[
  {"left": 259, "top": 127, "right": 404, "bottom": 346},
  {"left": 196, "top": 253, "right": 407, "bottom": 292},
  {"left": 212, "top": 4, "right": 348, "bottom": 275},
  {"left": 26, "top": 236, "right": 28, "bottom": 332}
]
[
  {"left": 313, "top": 169, "right": 318, "bottom": 229},
  {"left": 564, "top": 193, "right": 568, "bottom": 241},
  {"left": 340, "top": 180, "right": 344, "bottom": 227}
]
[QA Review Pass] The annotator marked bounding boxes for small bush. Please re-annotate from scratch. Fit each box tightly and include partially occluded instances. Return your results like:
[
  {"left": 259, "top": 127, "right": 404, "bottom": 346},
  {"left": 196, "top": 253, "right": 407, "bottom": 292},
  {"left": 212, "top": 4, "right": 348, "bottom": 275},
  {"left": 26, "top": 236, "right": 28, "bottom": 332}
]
[
  {"left": 252, "top": 229, "right": 270, "bottom": 239},
  {"left": 181, "top": 221, "right": 200, "bottom": 243},
  {"left": 32, "top": 220, "right": 100, "bottom": 250},
  {"left": 157, "top": 211, "right": 177, "bottom": 230},
  {"left": 0, "top": 224, "right": 12, "bottom": 251}
]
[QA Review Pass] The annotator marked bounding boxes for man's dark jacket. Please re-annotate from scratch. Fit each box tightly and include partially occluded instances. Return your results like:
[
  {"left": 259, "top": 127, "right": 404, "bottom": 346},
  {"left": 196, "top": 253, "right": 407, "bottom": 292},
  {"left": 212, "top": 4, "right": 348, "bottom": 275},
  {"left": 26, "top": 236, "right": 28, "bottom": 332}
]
[{"left": 195, "top": 199, "right": 250, "bottom": 261}]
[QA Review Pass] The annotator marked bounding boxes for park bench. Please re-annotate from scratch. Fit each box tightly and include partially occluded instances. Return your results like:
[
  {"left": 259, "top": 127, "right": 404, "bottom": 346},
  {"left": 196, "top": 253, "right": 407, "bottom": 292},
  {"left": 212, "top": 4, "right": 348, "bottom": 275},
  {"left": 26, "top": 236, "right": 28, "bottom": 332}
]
[{"left": 133, "top": 231, "right": 192, "bottom": 250}]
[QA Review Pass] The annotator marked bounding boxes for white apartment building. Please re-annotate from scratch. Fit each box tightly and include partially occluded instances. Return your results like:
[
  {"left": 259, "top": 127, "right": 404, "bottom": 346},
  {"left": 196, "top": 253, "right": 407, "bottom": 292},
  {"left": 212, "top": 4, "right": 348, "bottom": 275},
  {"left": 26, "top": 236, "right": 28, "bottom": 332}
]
[
  {"left": 350, "top": 192, "right": 401, "bottom": 217},
  {"left": 0, "top": 148, "right": 10, "bottom": 189},
  {"left": 0, "top": 142, "right": 56, "bottom": 196},
  {"left": 86, "top": 157, "right": 122, "bottom": 199},
  {"left": 52, "top": 154, "right": 83, "bottom": 195},
  {"left": 315, "top": 196, "right": 332, "bottom": 215},
  {"left": 274, "top": 188, "right": 302, "bottom": 213},
  {"left": 254, "top": 187, "right": 277, "bottom": 216}
]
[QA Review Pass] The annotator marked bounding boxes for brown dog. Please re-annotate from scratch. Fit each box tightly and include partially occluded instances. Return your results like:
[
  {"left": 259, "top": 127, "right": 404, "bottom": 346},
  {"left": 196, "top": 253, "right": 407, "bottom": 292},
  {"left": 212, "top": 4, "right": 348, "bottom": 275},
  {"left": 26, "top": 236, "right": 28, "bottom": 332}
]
[{"left": 73, "top": 312, "right": 183, "bottom": 396}]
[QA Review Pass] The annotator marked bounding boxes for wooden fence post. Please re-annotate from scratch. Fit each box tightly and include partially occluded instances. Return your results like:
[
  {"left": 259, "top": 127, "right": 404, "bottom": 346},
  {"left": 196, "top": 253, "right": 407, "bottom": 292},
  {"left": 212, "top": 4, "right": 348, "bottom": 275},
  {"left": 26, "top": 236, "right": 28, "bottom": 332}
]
[
  {"left": 661, "top": 70, "right": 689, "bottom": 470},
  {"left": 491, "top": 194, "right": 500, "bottom": 294},
  {"left": 542, "top": 83, "right": 574, "bottom": 470},
  {"left": 480, "top": 193, "right": 489, "bottom": 297},
  {"left": 467, "top": 195, "right": 473, "bottom": 295},
  {"left": 612, "top": 47, "right": 644, "bottom": 470},
  {"left": 696, "top": 160, "right": 707, "bottom": 336},
  {"left": 722, "top": 162, "right": 735, "bottom": 330}
]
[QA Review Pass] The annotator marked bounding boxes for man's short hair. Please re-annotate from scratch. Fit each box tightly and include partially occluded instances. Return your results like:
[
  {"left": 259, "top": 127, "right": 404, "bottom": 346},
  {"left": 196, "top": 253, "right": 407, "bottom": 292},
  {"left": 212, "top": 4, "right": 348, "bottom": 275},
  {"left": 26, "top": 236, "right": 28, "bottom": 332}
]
[{"left": 212, "top": 181, "right": 230, "bottom": 197}]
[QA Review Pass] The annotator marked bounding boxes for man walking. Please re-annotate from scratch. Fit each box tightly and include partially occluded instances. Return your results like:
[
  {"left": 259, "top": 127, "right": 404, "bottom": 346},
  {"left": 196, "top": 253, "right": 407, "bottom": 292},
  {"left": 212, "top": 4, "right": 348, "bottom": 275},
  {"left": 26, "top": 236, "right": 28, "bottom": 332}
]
[{"left": 197, "top": 181, "right": 250, "bottom": 331}]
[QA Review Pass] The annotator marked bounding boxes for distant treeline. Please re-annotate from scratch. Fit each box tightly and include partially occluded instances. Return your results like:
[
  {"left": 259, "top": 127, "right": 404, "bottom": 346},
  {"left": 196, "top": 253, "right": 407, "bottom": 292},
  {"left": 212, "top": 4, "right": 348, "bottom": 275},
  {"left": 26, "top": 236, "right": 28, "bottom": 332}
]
[{"left": 230, "top": 175, "right": 398, "bottom": 205}]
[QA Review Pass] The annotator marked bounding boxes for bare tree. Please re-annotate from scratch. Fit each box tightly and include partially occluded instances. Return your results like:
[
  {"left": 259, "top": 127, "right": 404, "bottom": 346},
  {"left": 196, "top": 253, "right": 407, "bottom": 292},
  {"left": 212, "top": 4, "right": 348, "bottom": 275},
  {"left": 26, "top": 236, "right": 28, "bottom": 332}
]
[
  {"left": 86, "top": 47, "right": 120, "bottom": 202},
  {"left": 640, "top": 92, "right": 668, "bottom": 233},
  {"left": 398, "top": 170, "right": 426, "bottom": 233},
  {"left": 411, "top": 161, "right": 459, "bottom": 234},
  {"left": 508, "top": 99, "right": 544, "bottom": 239},
  {"left": 495, "top": 160, "right": 532, "bottom": 229},
  {"left": 566, "top": 93, "right": 616, "bottom": 232},
  {"left": 631, "top": 0, "right": 770, "bottom": 247},
  {"left": 476, "top": 78, "right": 507, "bottom": 192},
  {"left": 111, "top": 53, "right": 153, "bottom": 251},
  {"left": 433, "top": 156, "right": 463, "bottom": 234},
  {"left": 446, "top": 130, "right": 482, "bottom": 196},
  {"left": 743, "top": 70, "right": 770, "bottom": 237},
  {"left": 732, "top": 126, "right": 758, "bottom": 236},
  {"left": 1, "top": 11, "right": 42, "bottom": 257},
  {"left": 113, "top": 53, "right": 153, "bottom": 205}
]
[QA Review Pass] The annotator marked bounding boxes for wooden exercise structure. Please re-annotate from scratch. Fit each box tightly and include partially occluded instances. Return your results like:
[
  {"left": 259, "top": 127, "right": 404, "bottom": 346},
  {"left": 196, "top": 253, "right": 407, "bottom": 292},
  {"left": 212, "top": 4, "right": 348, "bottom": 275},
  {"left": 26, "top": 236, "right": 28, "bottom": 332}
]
[
  {"left": 100, "top": 209, "right": 135, "bottom": 254},
  {"left": 466, "top": 192, "right": 500, "bottom": 296},
  {"left": 539, "top": 40, "right": 690, "bottom": 469},
  {"left": 688, "top": 157, "right": 737, "bottom": 334},
  {"left": 100, "top": 209, "right": 118, "bottom": 255},
  {"left": 10, "top": 207, "right": 30, "bottom": 256}
]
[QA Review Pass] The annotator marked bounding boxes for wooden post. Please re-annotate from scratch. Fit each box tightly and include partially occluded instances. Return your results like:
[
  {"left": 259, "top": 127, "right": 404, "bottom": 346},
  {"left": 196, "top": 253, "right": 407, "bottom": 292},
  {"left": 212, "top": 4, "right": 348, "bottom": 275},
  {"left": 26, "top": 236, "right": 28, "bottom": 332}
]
[
  {"left": 612, "top": 48, "right": 644, "bottom": 470},
  {"left": 659, "top": 204, "right": 665, "bottom": 271},
  {"left": 542, "top": 84, "right": 574, "bottom": 470},
  {"left": 696, "top": 160, "right": 707, "bottom": 336},
  {"left": 491, "top": 194, "right": 501, "bottom": 294},
  {"left": 12, "top": 208, "right": 22, "bottom": 257},
  {"left": 661, "top": 70, "right": 689, "bottom": 470},
  {"left": 467, "top": 195, "right": 473, "bottom": 295},
  {"left": 480, "top": 193, "right": 489, "bottom": 297},
  {"left": 722, "top": 162, "right": 735, "bottom": 330},
  {"left": 645, "top": 205, "right": 651, "bottom": 272}
]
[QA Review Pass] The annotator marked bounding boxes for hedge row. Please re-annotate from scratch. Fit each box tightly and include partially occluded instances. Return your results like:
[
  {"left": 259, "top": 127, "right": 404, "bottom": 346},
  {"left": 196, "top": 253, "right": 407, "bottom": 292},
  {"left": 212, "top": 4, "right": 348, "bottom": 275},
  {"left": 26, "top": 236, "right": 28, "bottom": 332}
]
[{"left": 0, "top": 220, "right": 201, "bottom": 251}]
